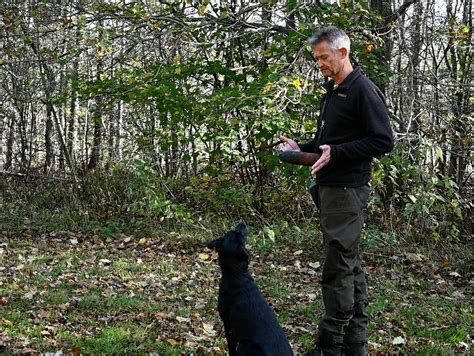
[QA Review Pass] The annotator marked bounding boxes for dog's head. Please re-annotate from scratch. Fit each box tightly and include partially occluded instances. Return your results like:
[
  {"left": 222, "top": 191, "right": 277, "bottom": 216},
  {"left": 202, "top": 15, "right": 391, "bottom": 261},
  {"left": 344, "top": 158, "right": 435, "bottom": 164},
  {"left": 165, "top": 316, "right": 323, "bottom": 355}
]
[{"left": 207, "top": 222, "right": 250, "bottom": 264}]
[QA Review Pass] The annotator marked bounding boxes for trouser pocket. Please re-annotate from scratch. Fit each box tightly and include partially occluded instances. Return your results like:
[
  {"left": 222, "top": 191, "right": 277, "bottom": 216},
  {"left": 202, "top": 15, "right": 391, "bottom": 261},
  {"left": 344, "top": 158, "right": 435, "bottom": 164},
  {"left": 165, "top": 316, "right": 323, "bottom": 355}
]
[{"left": 319, "top": 186, "right": 369, "bottom": 251}]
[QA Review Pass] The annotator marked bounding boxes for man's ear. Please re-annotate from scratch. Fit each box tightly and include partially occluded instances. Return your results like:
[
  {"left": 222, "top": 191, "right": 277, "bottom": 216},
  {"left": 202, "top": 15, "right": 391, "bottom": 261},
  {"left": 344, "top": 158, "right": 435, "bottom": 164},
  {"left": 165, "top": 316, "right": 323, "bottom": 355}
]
[{"left": 339, "top": 47, "right": 349, "bottom": 59}]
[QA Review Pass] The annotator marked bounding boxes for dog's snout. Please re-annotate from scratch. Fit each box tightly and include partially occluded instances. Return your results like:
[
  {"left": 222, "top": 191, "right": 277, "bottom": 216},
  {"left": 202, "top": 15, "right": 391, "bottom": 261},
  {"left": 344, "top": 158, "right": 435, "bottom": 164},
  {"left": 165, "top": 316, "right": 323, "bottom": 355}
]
[
  {"left": 235, "top": 222, "right": 248, "bottom": 236},
  {"left": 207, "top": 237, "right": 223, "bottom": 250}
]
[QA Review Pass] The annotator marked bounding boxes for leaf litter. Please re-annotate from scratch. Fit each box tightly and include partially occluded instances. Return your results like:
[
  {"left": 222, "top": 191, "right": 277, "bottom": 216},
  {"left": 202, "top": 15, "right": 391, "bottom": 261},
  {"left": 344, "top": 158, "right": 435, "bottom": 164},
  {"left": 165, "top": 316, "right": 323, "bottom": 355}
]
[{"left": 0, "top": 229, "right": 472, "bottom": 354}]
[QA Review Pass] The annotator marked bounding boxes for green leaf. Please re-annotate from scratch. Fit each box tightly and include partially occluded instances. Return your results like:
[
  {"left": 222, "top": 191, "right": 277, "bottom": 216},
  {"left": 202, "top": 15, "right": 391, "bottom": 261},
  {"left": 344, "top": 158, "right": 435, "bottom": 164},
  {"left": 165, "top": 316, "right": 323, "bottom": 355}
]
[{"left": 263, "top": 226, "right": 275, "bottom": 242}]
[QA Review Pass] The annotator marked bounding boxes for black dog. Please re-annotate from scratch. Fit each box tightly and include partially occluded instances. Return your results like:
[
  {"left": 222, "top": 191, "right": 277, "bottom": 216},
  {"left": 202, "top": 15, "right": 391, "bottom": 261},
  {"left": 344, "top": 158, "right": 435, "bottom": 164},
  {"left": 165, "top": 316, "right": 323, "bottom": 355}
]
[{"left": 207, "top": 223, "right": 293, "bottom": 356}]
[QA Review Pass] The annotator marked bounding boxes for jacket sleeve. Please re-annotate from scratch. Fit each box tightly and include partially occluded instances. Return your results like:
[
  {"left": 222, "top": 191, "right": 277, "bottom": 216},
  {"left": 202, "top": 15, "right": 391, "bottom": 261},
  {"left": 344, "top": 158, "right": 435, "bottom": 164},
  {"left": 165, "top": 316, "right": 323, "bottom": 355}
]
[
  {"left": 298, "top": 136, "right": 320, "bottom": 153},
  {"left": 330, "top": 85, "right": 394, "bottom": 162}
]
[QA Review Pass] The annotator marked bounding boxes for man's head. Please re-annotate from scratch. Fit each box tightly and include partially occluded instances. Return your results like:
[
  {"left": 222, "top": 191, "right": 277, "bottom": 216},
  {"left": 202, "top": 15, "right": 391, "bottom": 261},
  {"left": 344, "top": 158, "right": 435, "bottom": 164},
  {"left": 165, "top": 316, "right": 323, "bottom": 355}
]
[{"left": 309, "top": 26, "right": 352, "bottom": 84}]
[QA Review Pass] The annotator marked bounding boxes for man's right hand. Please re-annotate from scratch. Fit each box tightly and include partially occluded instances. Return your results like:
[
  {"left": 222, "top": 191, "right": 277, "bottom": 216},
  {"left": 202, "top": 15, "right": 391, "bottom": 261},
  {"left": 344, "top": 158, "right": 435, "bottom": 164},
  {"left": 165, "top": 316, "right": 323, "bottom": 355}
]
[{"left": 278, "top": 135, "right": 301, "bottom": 152}]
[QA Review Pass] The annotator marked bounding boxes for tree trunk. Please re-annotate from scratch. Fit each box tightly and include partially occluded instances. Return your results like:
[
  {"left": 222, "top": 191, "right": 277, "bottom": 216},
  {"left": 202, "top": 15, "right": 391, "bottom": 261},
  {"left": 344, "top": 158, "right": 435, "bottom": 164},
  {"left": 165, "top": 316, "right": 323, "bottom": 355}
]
[
  {"left": 446, "top": 0, "right": 472, "bottom": 187},
  {"left": 4, "top": 117, "right": 15, "bottom": 171},
  {"left": 87, "top": 92, "right": 103, "bottom": 170},
  {"left": 87, "top": 23, "right": 105, "bottom": 171},
  {"left": 44, "top": 104, "right": 54, "bottom": 174},
  {"left": 408, "top": 0, "right": 423, "bottom": 151},
  {"left": 370, "top": 0, "right": 419, "bottom": 94}
]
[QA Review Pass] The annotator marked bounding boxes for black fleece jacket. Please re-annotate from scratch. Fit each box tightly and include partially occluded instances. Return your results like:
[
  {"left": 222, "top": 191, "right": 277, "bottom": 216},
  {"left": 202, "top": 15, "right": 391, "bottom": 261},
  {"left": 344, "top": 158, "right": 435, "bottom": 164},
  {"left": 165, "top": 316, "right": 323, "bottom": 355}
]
[{"left": 299, "top": 67, "right": 394, "bottom": 187}]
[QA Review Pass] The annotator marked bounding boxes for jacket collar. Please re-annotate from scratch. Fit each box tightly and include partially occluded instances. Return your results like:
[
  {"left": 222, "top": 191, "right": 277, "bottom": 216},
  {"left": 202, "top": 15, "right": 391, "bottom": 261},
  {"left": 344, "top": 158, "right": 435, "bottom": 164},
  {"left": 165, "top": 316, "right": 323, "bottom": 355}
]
[
  {"left": 337, "top": 66, "right": 361, "bottom": 90},
  {"left": 321, "top": 66, "right": 361, "bottom": 92}
]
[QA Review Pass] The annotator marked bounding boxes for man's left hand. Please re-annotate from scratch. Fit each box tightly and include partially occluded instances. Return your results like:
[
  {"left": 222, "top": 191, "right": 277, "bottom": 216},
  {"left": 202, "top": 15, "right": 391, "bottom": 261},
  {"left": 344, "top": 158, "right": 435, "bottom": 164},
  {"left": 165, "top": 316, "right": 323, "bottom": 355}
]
[{"left": 311, "top": 145, "right": 331, "bottom": 175}]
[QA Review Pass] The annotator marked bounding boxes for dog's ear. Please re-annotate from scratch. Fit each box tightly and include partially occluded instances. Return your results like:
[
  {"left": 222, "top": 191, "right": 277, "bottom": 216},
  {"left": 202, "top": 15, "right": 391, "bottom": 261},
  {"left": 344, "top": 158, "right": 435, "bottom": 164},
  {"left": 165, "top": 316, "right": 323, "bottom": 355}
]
[
  {"left": 235, "top": 222, "right": 248, "bottom": 242},
  {"left": 207, "top": 237, "right": 223, "bottom": 250}
]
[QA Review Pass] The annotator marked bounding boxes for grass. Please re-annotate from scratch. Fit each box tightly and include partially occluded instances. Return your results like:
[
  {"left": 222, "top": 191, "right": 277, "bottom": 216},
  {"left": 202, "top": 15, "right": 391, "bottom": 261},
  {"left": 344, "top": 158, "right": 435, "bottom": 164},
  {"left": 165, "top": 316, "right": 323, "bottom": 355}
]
[{"left": 0, "top": 220, "right": 472, "bottom": 355}]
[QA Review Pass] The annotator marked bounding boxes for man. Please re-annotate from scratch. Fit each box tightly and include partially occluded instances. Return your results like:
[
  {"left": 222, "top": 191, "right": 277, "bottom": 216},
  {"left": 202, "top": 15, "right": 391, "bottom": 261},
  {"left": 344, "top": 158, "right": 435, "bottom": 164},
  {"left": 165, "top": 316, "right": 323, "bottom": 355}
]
[{"left": 279, "top": 27, "right": 394, "bottom": 355}]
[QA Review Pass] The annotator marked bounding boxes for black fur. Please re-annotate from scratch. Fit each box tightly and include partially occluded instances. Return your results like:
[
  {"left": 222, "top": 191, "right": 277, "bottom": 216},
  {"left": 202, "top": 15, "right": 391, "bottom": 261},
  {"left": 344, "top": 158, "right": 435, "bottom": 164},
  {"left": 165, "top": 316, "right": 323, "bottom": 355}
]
[{"left": 207, "top": 223, "right": 293, "bottom": 356}]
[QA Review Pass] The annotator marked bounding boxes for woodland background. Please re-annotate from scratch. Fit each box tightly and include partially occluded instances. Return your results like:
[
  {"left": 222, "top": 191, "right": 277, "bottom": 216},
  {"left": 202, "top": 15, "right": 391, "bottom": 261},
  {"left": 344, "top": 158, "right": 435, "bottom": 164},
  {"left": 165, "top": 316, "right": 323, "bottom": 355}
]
[
  {"left": 0, "top": 0, "right": 472, "bottom": 354},
  {"left": 0, "top": 0, "right": 472, "bottom": 238}
]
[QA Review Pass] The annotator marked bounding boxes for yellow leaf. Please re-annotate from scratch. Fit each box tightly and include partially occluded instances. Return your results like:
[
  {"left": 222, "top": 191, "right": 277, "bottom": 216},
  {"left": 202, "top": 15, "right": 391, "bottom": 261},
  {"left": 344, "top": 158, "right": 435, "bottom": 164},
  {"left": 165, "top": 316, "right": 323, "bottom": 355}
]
[
  {"left": 167, "top": 338, "right": 180, "bottom": 346},
  {"left": 364, "top": 43, "right": 376, "bottom": 53},
  {"left": 1, "top": 319, "right": 13, "bottom": 327},
  {"left": 198, "top": 253, "right": 209, "bottom": 260},
  {"left": 459, "top": 25, "right": 470, "bottom": 38},
  {"left": 198, "top": 5, "right": 209, "bottom": 15},
  {"left": 293, "top": 78, "right": 303, "bottom": 91},
  {"left": 96, "top": 47, "right": 106, "bottom": 59}
]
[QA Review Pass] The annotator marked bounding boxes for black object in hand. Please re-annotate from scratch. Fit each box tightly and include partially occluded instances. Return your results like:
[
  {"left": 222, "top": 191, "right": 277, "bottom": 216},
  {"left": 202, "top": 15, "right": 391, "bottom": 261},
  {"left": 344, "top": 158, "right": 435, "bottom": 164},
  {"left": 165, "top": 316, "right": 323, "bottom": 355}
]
[{"left": 277, "top": 151, "right": 321, "bottom": 166}]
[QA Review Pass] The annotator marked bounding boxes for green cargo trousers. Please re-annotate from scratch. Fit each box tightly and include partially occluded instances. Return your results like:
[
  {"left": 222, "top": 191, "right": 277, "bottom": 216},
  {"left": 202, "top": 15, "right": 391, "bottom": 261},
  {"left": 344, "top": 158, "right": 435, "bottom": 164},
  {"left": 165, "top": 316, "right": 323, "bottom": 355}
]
[{"left": 316, "top": 185, "right": 370, "bottom": 350}]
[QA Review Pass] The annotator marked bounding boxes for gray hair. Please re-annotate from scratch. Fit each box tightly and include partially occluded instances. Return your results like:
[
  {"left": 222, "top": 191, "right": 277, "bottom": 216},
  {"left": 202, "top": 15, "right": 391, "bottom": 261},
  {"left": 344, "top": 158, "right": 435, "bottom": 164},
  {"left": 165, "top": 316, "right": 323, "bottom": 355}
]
[{"left": 309, "top": 26, "right": 351, "bottom": 52}]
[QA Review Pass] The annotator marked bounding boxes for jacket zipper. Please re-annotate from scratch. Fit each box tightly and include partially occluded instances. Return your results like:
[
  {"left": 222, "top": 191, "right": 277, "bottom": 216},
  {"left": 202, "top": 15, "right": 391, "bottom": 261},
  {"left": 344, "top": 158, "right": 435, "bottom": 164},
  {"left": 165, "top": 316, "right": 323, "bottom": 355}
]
[{"left": 318, "top": 91, "right": 333, "bottom": 141}]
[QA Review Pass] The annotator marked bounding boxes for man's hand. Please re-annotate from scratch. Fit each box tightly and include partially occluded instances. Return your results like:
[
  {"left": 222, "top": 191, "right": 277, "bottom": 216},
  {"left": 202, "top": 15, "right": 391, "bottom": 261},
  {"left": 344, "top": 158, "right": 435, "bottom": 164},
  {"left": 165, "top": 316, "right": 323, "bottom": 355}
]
[
  {"left": 311, "top": 145, "right": 331, "bottom": 174},
  {"left": 278, "top": 135, "right": 301, "bottom": 152}
]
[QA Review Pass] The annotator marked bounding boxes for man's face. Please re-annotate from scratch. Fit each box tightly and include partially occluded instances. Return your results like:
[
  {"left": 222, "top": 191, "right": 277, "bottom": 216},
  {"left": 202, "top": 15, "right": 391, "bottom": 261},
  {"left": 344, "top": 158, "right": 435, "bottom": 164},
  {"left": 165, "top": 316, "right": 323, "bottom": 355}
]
[{"left": 312, "top": 41, "right": 344, "bottom": 80}]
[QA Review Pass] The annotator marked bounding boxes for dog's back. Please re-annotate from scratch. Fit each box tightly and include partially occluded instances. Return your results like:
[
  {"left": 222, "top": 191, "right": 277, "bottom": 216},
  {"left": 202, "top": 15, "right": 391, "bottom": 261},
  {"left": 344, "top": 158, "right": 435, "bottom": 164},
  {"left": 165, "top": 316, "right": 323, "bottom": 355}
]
[{"left": 207, "top": 223, "right": 293, "bottom": 356}]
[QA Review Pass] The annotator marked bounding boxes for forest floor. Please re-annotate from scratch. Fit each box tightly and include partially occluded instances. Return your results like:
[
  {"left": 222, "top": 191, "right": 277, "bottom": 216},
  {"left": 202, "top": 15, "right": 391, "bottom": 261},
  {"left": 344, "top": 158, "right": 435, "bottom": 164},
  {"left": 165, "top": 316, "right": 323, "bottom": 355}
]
[{"left": 0, "top": 223, "right": 472, "bottom": 355}]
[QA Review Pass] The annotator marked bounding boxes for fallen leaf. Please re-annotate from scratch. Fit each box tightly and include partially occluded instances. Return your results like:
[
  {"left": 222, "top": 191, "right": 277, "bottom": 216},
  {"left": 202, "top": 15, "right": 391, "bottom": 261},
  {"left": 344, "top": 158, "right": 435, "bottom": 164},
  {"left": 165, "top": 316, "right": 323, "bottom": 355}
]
[
  {"left": 176, "top": 316, "right": 190, "bottom": 323},
  {"left": 38, "top": 309, "right": 50, "bottom": 319},
  {"left": 202, "top": 322, "right": 216, "bottom": 336},
  {"left": 294, "top": 250, "right": 303, "bottom": 256},
  {"left": 452, "top": 290, "right": 465, "bottom": 299},
  {"left": 154, "top": 312, "right": 167, "bottom": 319},
  {"left": 406, "top": 253, "right": 423, "bottom": 263},
  {"left": 368, "top": 341, "right": 382, "bottom": 348},
  {"left": 23, "top": 291, "right": 36, "bottom": 300},
  {"left": 457, "top": 341, "right": 469, "bottom": 352},
  {"left": 195, "top": 302, "right": 206, "bottom": 310},
  {"left": 167, "top": 338, "right": 181, "bottom": 346},
  {"left": 392, "top": 336, "right": 406, "bottom": 345},
  {"left": 1, "top": 319, "right": 13, "bottom": 327},
  {"left": 198, "top": 253, "right": 209, "bottom": 260}
]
